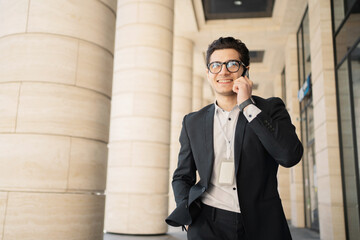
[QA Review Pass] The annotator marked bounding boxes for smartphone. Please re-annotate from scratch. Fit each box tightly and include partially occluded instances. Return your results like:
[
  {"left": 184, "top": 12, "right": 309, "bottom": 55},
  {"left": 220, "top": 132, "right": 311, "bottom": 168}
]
[{"left": 242, "top": 68, "right": 249, "bottom": 78}]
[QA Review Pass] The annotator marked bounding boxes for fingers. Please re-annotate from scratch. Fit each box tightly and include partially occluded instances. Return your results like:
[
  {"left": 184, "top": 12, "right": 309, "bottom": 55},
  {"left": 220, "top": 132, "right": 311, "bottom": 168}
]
[
  {"left": 239, "top": 75, "right": 253, "bottom": 87},
  {"left": 233, "top": 76, "right": 253, "bottom": 92},
  {"left": 233, "top": 76, "right": 253, "bottom": 104}
]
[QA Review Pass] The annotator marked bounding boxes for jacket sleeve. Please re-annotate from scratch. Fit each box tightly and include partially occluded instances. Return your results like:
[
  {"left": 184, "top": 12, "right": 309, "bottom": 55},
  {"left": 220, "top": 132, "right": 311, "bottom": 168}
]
[
  {"left": 171, "top": 114, "right": 197, "bottom": 207},
  {"left": 248, "top": 97, "right": 303, "bottom": 168}
]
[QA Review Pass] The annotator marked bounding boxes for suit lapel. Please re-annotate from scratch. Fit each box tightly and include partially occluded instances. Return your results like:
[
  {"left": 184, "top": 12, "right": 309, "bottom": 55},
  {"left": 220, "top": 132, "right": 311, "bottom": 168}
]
[
  {"left": 235, "top": 113, "right": 247, "bottom": 176},
  {"left": 204, "top": 104, "right": 215, "bottom": 186}
]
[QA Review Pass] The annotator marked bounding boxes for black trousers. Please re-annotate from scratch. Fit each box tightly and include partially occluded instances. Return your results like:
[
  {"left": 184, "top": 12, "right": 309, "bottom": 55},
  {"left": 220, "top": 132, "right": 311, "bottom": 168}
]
[{"left": 187, "top": 203, "right": 247, "bottom": 240}]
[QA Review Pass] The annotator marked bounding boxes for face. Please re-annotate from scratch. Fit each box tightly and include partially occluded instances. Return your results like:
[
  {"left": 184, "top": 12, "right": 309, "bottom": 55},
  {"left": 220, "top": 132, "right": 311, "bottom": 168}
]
[{"left": 206, "top": 48, "right": 245, "bottom": 97}]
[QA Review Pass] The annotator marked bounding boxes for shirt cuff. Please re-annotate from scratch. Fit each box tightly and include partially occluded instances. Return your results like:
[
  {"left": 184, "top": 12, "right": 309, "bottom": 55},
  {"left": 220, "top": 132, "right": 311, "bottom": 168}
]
[{"left": 243, "top": 104, "right": 261, "bottom": 122}]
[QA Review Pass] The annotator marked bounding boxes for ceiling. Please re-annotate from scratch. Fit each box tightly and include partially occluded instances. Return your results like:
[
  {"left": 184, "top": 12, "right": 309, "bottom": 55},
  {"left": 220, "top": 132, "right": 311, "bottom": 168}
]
[
  {"left": 174, "top": 0, "right": 307, "bottom": 98},
  {"left": 202, "top": 0, "right": 275, "bottom": 20}
]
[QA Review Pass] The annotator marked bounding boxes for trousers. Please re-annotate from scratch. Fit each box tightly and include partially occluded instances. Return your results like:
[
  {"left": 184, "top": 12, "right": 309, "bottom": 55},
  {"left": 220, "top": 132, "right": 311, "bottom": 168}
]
[{"left": 187, "top": 202, "right": 247, "bottom": 240}]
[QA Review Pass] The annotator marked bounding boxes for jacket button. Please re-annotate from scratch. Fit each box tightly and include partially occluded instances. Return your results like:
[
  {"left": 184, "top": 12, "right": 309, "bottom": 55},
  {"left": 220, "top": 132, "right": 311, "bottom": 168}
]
[{"left": 202, "top": 187, "right": 206, "bottom": 192}]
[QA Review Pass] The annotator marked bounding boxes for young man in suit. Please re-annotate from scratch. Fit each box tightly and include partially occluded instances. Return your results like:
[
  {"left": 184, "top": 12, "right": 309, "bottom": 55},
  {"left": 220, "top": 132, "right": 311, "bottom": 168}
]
[{"left": 166, "top": 37, "right": 303, "bottom": 240}]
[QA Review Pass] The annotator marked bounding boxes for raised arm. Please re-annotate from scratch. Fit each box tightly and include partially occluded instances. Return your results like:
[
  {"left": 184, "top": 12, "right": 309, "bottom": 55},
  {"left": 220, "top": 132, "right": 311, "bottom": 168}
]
[{"left": 248, "top": 97, "right": 303, "bottom": 167}]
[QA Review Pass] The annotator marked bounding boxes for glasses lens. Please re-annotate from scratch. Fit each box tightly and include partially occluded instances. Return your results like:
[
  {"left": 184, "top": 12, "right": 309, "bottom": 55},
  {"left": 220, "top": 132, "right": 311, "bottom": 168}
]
[
  {"left": 209, "top": 62, "right": 222, "bottom": 73},
  {"left": 226, "top": 61, "right": 240, "bottom": 72}
]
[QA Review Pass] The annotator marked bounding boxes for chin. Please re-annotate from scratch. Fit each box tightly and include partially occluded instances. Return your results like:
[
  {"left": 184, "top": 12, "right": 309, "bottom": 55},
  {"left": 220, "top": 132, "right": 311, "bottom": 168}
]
[{"left": 216, "top": 91, "right": 236, "bottom": 97}]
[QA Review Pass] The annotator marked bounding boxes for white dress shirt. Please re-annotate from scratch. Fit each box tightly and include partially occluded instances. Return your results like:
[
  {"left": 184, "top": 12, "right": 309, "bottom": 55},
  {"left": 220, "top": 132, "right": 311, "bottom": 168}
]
[{"left": 201, "top": 101, "right": 261, "bottom": 213}]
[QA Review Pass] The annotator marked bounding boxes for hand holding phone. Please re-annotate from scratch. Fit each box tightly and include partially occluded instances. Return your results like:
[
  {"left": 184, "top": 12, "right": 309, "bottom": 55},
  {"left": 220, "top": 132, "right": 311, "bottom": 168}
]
[
  {"left": 233, "top": 67, "right": 252, "bottom": 105},
  {"left": 241, "top": 68, "right": 249, "bottom": 78}
]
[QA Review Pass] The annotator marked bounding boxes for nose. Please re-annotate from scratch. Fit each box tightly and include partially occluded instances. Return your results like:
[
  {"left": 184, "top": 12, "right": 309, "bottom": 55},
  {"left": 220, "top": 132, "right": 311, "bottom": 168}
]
[{"left": 219, "top": 63, "right": 230, "bottom": 74}]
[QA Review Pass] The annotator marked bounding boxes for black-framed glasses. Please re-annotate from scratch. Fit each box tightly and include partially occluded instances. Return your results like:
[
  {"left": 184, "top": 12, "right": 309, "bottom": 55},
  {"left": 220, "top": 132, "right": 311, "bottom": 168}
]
[{"left": 207, "top": 60, "right": 246, "bottom": 74}]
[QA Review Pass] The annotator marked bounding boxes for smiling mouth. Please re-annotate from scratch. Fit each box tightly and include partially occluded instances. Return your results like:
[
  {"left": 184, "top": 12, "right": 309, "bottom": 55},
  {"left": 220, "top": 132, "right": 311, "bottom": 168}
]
[{"left": 217, "top": 79, "right": 233, "bottom": 83}]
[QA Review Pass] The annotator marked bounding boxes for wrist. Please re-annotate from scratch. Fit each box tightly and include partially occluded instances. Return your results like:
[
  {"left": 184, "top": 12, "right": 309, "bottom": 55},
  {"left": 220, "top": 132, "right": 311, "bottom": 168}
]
[{"left": 238, "top": 97, "right": 255, "bottom": 112}]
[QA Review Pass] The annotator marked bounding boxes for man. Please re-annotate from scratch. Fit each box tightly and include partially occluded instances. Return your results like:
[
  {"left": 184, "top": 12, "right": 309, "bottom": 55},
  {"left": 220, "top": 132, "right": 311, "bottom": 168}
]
[{"left": 166, "top": 37, "right": 303, "bottom": 240}]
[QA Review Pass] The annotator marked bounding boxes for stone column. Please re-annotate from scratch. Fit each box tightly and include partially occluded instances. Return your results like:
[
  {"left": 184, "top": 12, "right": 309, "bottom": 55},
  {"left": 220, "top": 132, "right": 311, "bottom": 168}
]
[
  {"left": 192, "top": 51, "right": 205, "bottom": 111},
  {"left": 192, "top": 74, "right": 204, "bottom": 111},
  {"left": 273, "top": 74, "right": 282, "bottom": 98},
  {"left": 308, "top": 0, "right": 345, "bottom": 239},
  {"left": 105, "top": 0, "right": 174, "bottom": 235},
  {"left": 0, "top": 0, "right": 116, "bottom": 239},
  {"left": 168, "top": 36, "right": 193, "bottom": 213},
  {"left": 201, "top": 54, "right": 215, "bottom": 106},
  {"left": 203, "top": 80, "right": 215, "bottom": 106},
  {"left": 285, "top": 34, "right": 305, "bottom": 227}
]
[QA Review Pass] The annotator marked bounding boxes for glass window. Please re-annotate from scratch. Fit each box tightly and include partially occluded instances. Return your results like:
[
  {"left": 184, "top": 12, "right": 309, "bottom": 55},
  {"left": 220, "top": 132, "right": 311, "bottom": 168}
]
[
  {"left": 333, "top": 1, "right": 360, "bottom": 239},
  {"left": 334, "top": 2, "right": 360, "bottom": 64},
  {"left": 297, "top": 27, "right": 304, "bottom": 88},
  {"left": 303, "top": 13, "right": 311, "bottom": 80},
  {"left": 350, "top": 46, "right": 360, "bottom": 172},
  {"left": 337, "top": 55, "right": 360, "bottom": 240},
  {"left": 333, "top": 0, "right": 359, "bottom": 30},
  {"left": 297, "top": 8, "right": 319, "bottom": 232},
  {"left": 350, "top": 43, "right": 360, "bottom": 219}
]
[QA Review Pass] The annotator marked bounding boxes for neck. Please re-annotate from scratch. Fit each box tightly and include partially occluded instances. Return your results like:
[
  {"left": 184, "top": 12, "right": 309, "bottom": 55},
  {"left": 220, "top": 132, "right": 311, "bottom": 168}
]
[{"left": 215, "top": 95, "right": 238, "bottom": 111}]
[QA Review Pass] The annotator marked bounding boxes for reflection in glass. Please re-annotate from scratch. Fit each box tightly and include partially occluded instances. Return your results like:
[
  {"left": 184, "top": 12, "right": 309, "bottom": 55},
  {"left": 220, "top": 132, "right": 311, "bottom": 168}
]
[
  {"left": 333, "top": 0, "right": 346, "bottom": 30},
  {"left": 350, "top": 44, "right": 360, "bottom": 178},
  {"left": 349, "top": 43, "right": 360, "bottom": 240},
  {"left": 333, "top": 0, "right": 359, "bottom": 31},
  {"left": 338, "top": 55, "right": 360, "bottom": 240},
  {"left": 303, "top": 13, "right": 311, "bottom": 80},
  {"left": 298, "top": 27, "right": 304, "bottom": 87},
  {"left": 302, "top": 101, "right": 318, "bottom": 231},
  {"left": 335, "top": 1, "right": 360, "bottom": 64},
  {"left": 333, "top": 1, "right": 360, "bottom": 239}
]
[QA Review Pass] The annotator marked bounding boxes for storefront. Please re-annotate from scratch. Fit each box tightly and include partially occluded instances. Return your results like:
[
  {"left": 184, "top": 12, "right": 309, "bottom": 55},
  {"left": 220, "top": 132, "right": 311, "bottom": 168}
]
[{"left": 332, "top": 0, "right": 360, "bottom": 239}]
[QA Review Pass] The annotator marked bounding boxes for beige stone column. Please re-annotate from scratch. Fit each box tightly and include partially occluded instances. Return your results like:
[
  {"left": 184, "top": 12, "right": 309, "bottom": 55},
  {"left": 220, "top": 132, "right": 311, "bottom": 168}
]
[
  {"left": 0, "top": 0, "right": 116, "bottom": 239},
  {"left": 193, "top": 74, "right": 204, "bottom": 111},
  {"left": 285, "top": 34, "right": 305, "bottom": 227},
  {"left": 308, "top": 0, "right": 345, "bottom": 239},
  {"left": 273, "top": 74, "right": 282, "bottom": 99},
  {"left": 192, "top": 51, "right": 206, "bottom": 111},
  {"left": 203, "top": 80, "right": 215, "bottom": 106},
  {"left": 105, "top": 0, "right": 174, "bottom": 235},
  {"left": 201, "top": 54, "right": 215, "bottom": 106},
  {"left": 168, "top": 36, "right": 193, "bottom": 213}
]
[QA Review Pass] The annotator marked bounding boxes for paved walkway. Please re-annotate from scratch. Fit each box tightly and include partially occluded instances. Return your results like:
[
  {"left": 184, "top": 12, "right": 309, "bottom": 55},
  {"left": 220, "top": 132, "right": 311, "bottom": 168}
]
[{"left": 104, "top": 225, "right": 320, "bottom": 240}]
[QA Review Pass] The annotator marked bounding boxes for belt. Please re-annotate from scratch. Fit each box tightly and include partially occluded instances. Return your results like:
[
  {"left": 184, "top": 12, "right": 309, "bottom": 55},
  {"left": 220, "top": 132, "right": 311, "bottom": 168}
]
[{"left": 201, "top": 202, "right": 242, "bottom": 222}]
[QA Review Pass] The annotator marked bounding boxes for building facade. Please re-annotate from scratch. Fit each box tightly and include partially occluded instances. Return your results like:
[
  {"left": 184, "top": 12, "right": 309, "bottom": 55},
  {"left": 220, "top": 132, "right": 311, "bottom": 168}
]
[{"left": 0, "top": 0, "right": 359, "bottom": 240}]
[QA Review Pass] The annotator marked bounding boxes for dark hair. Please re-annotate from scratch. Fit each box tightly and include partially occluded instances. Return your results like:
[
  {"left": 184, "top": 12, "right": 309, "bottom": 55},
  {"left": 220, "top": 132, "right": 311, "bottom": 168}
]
[{"left": 206, "top": 37, "right": 250, "bottom": 67}]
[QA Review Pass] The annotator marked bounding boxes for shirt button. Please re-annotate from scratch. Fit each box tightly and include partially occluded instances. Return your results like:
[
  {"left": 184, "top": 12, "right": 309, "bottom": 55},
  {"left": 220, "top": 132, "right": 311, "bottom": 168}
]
[
  {"left": 249, "top": 114, "right": 252, "bottom": 118},
  {"left": 228, "top": 118, "right": 231, "bottom": 121},
  {"left": 233, "top": 187, "right": 236, "bottom": 190}
]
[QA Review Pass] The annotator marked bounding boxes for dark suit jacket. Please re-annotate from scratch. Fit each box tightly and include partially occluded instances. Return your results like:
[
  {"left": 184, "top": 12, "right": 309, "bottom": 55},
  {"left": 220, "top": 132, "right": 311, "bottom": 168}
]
[{"left": 166, "top": 96, "right": 303, "bottom": 240}]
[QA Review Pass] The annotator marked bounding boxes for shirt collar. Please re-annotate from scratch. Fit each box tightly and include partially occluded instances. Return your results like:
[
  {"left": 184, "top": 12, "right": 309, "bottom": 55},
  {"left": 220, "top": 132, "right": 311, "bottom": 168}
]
[{"left": 214, "top": 100, "right": 239, "bottom": 114}]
